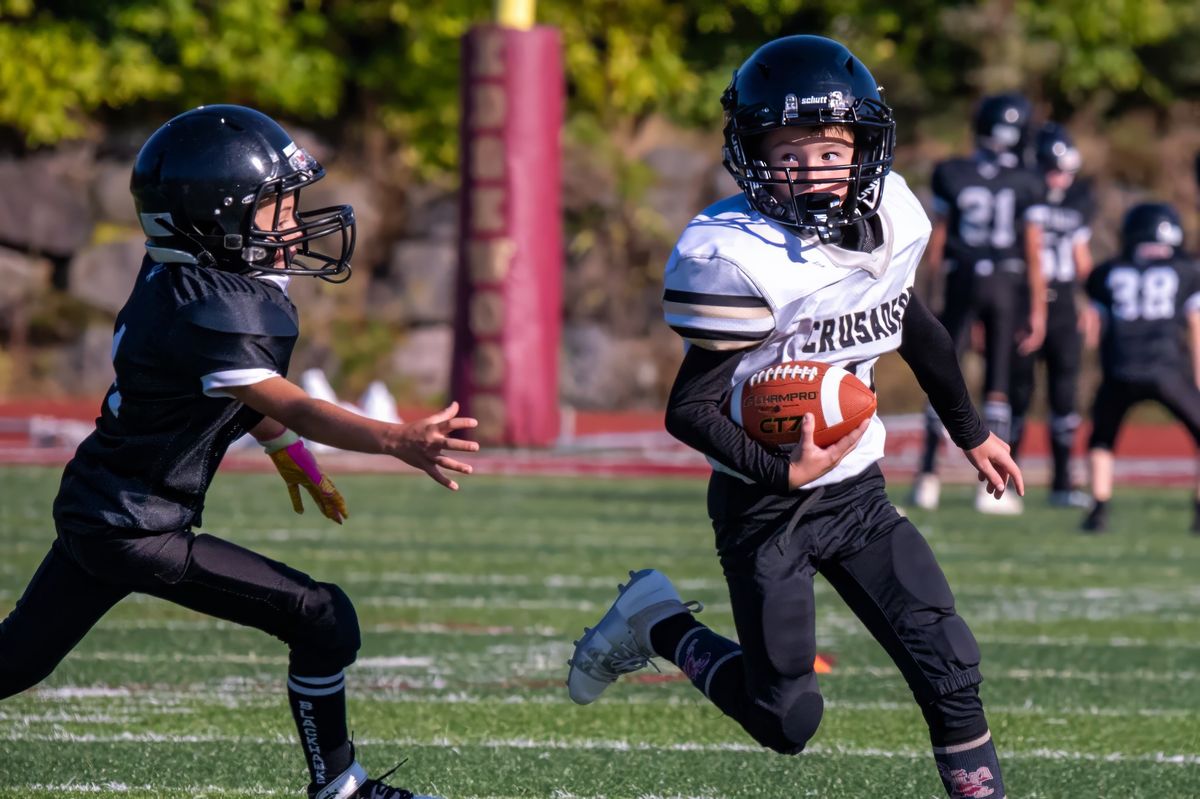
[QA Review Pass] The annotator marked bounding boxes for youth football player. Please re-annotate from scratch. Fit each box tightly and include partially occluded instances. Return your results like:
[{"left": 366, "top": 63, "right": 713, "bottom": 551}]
[
  {"left": 1009, "top": 123, "right": 1095, "bottom": 507},
  {"left": 912, "top": 93, "right": 1048, "bottom": 514},
  {"left": 567, "top": 36, "right": 1022, "bottom": 799},
  {"left": 1082, "top": 202, "right": 1200, "bottom": 533},
  {"left": 0, "top": 106, "right": 477, "bottom": 799}
]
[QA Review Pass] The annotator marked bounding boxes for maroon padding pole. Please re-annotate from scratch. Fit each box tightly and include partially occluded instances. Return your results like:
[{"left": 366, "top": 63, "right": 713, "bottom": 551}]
[{"left": 452, "top": 25, "right": 563, "bottom": 447}]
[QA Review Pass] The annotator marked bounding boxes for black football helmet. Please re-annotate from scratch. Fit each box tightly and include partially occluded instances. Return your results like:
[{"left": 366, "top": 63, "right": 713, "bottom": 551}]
[
  {"left": 973, "top": 93, "right": 1033, "bottom": 164},
  {"left": 1121, "top": 202, "right": 1184, "bottom": 258},
  {"left": 721, "top": 35, "right": 895, "bottom": 241},
  {"left": 131, "top": 105, "right": 356, "bottom": 281},
  {"left": 1035, "top": 123, "right": 1082, "bottom": 174}
]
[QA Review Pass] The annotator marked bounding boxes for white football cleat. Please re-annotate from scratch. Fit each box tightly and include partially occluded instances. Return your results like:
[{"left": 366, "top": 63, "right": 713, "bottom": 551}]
[
  {"left": 975, "top": 482, "right": 1024, "bottom": 515},
  {"left": 1049, "top": 489, "right": 1091, "bottom": 509},
  {"left": 567, "top": 569, "right": 701, "bottom": 705},
  {"left": 910, "top": 473, "right": 941, "bottom": 511}
]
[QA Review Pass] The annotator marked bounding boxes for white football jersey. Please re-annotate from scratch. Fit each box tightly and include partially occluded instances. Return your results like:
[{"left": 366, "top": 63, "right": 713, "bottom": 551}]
[{"left": 662, "top": 172, "right": 932, "bottom": 488}]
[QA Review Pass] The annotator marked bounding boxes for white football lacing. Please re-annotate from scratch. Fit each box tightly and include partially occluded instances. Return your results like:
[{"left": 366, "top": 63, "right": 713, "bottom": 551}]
[{"left": 747, "top": 363, "right": 821, "bottom": 386}]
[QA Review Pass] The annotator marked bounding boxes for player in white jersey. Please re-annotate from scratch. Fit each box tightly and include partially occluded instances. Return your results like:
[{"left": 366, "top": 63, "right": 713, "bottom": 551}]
[{"left": 566, "top": 36, "right": 1022, "bottom": 799}]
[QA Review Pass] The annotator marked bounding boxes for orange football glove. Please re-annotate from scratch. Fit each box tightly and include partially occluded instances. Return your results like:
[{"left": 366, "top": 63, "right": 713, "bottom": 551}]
[{"left": 262, "top": 429, "right": 348, "bottom": 524}]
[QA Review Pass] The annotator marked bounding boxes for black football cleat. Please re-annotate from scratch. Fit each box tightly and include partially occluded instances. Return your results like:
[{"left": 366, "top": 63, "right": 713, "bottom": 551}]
[
  {"left": 1081, "top": 504, "right": 1108, "bottom": 534},
  {"left": 309, "top": 759, "right": 440, "bottom": 799}
]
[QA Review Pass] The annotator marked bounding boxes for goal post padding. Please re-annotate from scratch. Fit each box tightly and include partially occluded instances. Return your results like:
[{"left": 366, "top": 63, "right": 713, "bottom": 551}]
[{"left": 452, "top": 25, "right": 563, "bottom": 447}]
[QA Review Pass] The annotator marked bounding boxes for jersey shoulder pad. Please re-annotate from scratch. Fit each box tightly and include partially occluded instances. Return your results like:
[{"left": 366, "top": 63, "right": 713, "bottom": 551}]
[
  {"left": 179, "top": 285, "right": 298, "bottom": 338},
  {"left": 663, "top": 252, "right": 773, "bottom": 351},
  {"left": 882, "top": 171, "right": 932, "bottom": 239}
]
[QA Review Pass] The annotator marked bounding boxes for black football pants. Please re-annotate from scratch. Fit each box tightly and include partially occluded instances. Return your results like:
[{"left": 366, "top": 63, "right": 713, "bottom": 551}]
[
  {"left": 1088, "top": 374, "right": 1200, "bottom": 451},
  {"left": 1010, "top": 291, "right": 1083, "bottom": 471},
  {"left": 939, "top": 271, "right": 1019, "bottom": 398},
  {"left": 0, "top": 527, "right": 360, "bottom": 699},
  {"left": 712, "top": 466, "right": 985, "bottom": 748}
]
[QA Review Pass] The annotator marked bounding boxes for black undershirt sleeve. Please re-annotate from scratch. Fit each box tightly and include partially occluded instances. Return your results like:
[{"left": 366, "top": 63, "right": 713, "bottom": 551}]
[
  {"left": 899, "top": 295, "right": 990, "bottom": 450},
  {"left": 664, "top": 345, "right": 792, "bottom": 493}
]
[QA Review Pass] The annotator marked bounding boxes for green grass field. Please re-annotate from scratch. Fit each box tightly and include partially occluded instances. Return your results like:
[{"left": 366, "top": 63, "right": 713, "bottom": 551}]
[{"left": 1, "top": 465, "right": 1199, "bottom": 798}]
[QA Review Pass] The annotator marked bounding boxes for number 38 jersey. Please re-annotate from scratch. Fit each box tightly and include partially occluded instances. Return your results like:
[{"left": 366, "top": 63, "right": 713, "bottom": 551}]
[
  {"left": 932, "top": 155, "right": 1044, "bottom": 276},
  {"left": 1086, "top": 256, "right": 1200, "bottom": 382},
  {"left": 662, "top": 172, "right": 932, "bottom": 489},
  {"left": 53, "top": 257, "right": 299, "bottom": 536}
]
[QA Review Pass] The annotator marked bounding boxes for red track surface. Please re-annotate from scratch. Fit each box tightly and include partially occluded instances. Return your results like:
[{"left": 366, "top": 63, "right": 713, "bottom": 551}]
[{"left": 0, "top": 399, "right": 1194, "bottom": 485}]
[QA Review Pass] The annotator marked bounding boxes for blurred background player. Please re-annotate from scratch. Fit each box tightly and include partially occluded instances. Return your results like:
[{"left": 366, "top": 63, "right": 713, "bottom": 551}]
[
  {"left": 568, "top": 35, "right": 1023, "bottom": 799},
  {"left": 1081, "top": 202, "right": 1200, "bottom": 533},
  {"left": 1008, "top": 123, "right": 1095, "bottom": 508},
  {"left": 912, "top": 93, "right": 1048, "bottom": 514}
]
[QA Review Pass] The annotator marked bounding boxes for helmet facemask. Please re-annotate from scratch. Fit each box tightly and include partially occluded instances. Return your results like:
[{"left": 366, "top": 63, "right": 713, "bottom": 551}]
[
  {"left": 723, "top": 97, "right": 895, "bottom": 243},
  {"left": 241, "top": 163, "right": 357, "bottom": 283}
]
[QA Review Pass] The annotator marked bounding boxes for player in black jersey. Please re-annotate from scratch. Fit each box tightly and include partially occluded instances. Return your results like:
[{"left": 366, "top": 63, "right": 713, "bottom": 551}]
[
  {"left": 912, "top": 93, "right": 1048, "bottom": 514},
  {"left": 1082, "top": 203, "right": 1200, "bottom": 533},
  {"left": 1009, "top": 124, "right": 1095, "bottom": 507},
  {"left": 0, "top": 106, "right": 478, "bottom": 799}
]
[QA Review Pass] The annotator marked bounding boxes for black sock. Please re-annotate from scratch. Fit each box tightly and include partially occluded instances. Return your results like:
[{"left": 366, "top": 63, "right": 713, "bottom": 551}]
[
  {"left": 649, "top": 615, "right": 742, "bottom": 703},
  {"left": 1009, "top": 415, "right": 1026, "bottom": 461},
  {"left": 288, "top": 671, "right": 354, "bottom": 789},
  {"left": 1051, "top": 439, "right": 1073, "bottom": 492},
  {"left": 983, "top": 400, "right": 1011, "bottom": 444},
  {"left": 932, "top": 730, "right": 1006, "bottom": 799}
]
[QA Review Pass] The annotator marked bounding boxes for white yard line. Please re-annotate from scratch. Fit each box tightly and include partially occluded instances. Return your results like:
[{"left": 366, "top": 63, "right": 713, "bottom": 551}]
[
  {"left": 79, "top": 617, "right": 1200, "bottom": 651},
  {"left": 41, "top": 648, "right": 1200, "bottom": 685},
  {"left": 12, "top": 689, "right": 1193, "bottom": 720},
  {"left": 4, "top": 732, "right": 1200, "bottom": 765}
]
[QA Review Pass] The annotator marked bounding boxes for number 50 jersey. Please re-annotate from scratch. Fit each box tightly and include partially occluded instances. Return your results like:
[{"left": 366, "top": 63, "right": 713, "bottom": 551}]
[
  {"left": 1086, "top": 255, "right": 1200, "bottom": 382},
  {"left": 662, "top": 172, "right": 932, "bottom": 489}
]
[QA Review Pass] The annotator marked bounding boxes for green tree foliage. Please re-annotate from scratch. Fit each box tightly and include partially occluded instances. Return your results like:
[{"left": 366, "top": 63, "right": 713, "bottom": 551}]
[{"left": 2, "top": 0, "right": 1199, "bottom": 167}]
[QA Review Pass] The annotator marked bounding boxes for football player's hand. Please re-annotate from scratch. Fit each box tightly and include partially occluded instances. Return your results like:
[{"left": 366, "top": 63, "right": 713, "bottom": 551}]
[
  {"left": 1017, "top": 311, "right": 1046, "bottom": 356},
  {"left": 384, "top": 401, "right": 480, "bottom": 490},
  {"left": 265, "top": 433, "right": 349, "bottom": 524},
  {"left": 963, "top": 433, "right": 1024, "bottom": 499},
  {"left": 787, "top": 414, "right": 869, "bottom": 491}
]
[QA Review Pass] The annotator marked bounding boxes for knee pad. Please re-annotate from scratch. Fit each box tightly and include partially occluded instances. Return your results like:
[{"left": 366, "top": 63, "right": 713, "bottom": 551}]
[
  {"left": 1050, "top": 413, "right": 1080, "bottom": 450},
  {"left": 777, "top": 685, "right": 824, "bottom": 753},
  {"left": 290, "top": 582, "right": 361, "bottom": 672},
  {"left": 748, "top": 683, "right": 824, "bottom": 755},
  {"left": 747, "top": 667, "right": 824, "bottom": 755}
]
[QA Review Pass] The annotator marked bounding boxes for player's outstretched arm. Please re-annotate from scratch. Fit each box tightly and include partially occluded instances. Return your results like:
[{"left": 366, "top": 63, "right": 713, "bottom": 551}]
[
  {"left": 963, "top": 434, "right": 1024, "bottom": 499},
  {"left": 226, "top": 377, "right": 479, "bottom": 490}
]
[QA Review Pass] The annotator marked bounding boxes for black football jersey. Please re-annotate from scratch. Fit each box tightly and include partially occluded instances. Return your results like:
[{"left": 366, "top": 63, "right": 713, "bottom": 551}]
[
  {"left": 1028, "top": 178, "right": 1094, "bottom": 285},
  {"left": 932, "top": 155, "right": 1046, "bottom": 276},
  {"left": 1086, "top": 256, "right": 1200, "bottom": 382},
  {"left": 53, "top": 257, "right": 299, "bottom": 535}
]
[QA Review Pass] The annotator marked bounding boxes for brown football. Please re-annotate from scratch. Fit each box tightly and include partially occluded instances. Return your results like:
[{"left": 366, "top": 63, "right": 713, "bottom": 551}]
[{"left": 731, "top": 361, "right": 877, "bottom": 450}]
